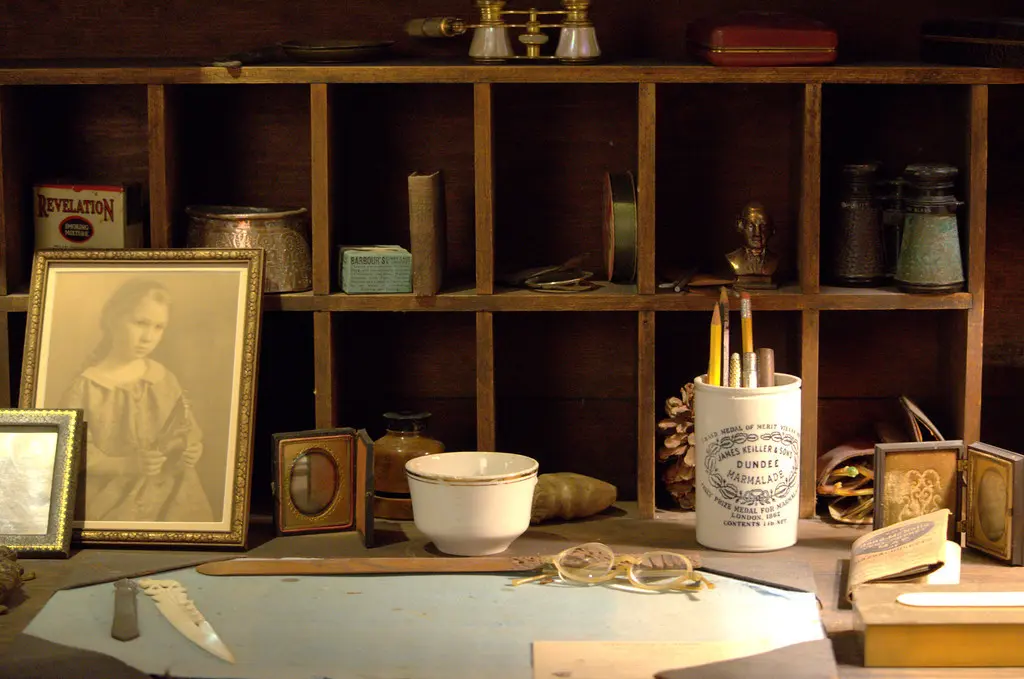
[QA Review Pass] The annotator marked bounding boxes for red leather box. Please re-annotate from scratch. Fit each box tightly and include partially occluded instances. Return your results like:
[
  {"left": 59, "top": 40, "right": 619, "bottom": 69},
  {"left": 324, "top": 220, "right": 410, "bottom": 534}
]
[{"left": 687, "top": 11, "right": 838, "bottom": 66}]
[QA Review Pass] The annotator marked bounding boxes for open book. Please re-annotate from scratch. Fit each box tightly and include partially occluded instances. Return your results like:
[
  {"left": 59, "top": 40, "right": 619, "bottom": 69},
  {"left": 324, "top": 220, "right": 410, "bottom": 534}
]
[{"left": 846, "top": 508, "right": 959, "bottom": 602}]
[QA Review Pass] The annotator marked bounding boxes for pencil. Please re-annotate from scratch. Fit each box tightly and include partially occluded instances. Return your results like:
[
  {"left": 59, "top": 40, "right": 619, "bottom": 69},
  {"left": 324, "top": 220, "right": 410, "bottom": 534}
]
[
  {"left": 740, "top": 292, "right": 754, "bottom": 354},
  {"left": 708, "top": 304, "right": 722, "bottom": 386},
  {"left": 719, "top": 287, "right": 730, "bottom": 385}
]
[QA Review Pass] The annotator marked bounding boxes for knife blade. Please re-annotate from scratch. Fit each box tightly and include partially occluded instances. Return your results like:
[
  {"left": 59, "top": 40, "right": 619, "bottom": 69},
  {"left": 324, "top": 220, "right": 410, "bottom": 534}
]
[
  {"left": 897, "top": 591, "right": 1024, "bottom": 608},
  {"left": 137, "top": 578, "right": 236, "bottom": 663}
]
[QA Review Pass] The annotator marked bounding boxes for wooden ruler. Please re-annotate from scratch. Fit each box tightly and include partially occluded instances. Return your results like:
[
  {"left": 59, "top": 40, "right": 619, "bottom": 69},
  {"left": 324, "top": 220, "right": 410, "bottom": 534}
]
[{"left": 195, "top": 555, "right": 548, "bottom": 577}]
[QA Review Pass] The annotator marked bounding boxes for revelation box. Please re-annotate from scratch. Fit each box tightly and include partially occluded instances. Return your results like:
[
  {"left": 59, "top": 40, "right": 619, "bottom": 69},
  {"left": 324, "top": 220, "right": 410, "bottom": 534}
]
[{"left": 34, "top": 183, "right": 145, "bottom": 250}]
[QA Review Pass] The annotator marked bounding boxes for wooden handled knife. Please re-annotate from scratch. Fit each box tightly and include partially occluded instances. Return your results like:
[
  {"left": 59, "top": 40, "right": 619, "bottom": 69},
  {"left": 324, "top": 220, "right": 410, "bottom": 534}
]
[{"left": 110, "top": 579, "right": 139, "bottom": 641}]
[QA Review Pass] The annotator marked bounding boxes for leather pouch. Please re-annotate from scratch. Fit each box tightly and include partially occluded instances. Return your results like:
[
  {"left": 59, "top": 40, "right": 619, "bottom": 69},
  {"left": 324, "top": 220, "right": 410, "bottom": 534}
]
[
  {"left": 686, "top": 11, "right": 838, "bottom": 66},
  {"left": 816, "top": 396, "right": 943, "bottom": 524}
]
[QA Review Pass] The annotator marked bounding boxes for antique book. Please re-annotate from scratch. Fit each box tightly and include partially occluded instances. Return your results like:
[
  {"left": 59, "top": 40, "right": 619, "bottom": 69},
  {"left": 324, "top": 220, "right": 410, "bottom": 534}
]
[
  {"left": 855, "top": 584, "right": 1024, "bottom": 667},
  {"left": 846, "top": 508, "right": 957, "bottom": 602},
  {"left": 408, "top": 171, "right": 446, "bottom": 296}
]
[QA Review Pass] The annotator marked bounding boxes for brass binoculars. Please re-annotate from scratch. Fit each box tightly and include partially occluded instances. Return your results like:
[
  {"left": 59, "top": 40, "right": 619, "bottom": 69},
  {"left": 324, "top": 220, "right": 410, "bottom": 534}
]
[{"left": 406, "top": 0, "right": 601, "bottom": 63}]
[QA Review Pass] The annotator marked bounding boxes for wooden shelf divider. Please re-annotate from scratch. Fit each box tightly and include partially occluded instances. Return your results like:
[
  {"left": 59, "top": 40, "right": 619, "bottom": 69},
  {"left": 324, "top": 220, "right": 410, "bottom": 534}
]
[
  {"left": 313, "top": 311, "right": 338, "bottom": 429},
  {"left": 0, "top": 312, "right": 10, "bottom": 408},
  {"left": 799, "top": 309, "right": 820, "bottom": 518},
  {"left": 799, "top": 83, "right": 822, "bottom": 294},
  {"left": 147, "top": 84, "right": 178, "bottom": 249},
  {"left": 637, "top": 83, "right": 656, "bottom": 295},
  {"left": 637, "top": 309, "right": 656, "bottom": 518},
  {"left": 474, "top": 83, "right": 494, "bottom": 295},
  {"left": 0, "top": 85, "right": 23, "bottom": 295},
  {"left": 954, "top": 83, "right": 988, "bottom": 443},
  {"left": 311, "top": 84, "right": 338, "bottom": 429},
  {"left": 310, "top": 83, "right": 334, "bottom": 295},
  {"left": 476, "top": 310, "right": 496, "bottom": 451}
]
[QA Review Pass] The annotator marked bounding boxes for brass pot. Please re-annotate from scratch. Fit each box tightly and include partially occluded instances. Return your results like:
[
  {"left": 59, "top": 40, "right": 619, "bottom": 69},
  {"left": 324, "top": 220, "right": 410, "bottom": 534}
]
[{"left": 185, "top": 205, "right": 312, "bottom": 293}]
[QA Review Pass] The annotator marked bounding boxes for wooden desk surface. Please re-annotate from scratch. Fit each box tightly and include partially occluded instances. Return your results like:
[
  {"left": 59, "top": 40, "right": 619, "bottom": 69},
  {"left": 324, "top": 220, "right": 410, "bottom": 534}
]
[{"left": 3, "top": 506, "right": 1023, "bottom": 678}]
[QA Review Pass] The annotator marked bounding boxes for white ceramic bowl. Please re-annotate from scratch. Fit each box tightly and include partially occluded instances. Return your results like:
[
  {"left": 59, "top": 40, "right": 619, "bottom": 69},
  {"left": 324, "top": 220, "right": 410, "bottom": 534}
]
[{"left": 406, "top": 451, "right": 539, "bottom": 556}]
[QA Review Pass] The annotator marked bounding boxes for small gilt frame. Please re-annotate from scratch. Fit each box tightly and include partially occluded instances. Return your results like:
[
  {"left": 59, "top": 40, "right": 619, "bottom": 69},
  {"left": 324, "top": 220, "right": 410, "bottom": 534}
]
[
  {"left": 19, "top": 249, "right": 265, "bottom": 548},
  {"left": 0, "top": 408, "right": 84, "bottom": 558},
  {"left": 272, "top": 428, "right": 374, "bottom": 545},
  {"left": 874, "top": 440, "right": 965, "bottom": 539}
]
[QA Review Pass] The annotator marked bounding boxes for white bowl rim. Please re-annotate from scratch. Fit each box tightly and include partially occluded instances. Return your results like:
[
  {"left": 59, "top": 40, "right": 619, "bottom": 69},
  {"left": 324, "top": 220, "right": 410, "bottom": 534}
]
[{"left": 406, "top": 451, "right": 539, "bottom": 484}]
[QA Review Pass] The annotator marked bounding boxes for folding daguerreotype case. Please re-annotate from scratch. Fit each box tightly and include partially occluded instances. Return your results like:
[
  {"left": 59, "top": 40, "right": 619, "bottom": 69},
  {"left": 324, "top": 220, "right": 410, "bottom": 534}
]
[
  {"left": 874, "top": 440, "right": 1024, "bottom": 565},
  {"left": 271, "top": 427, "right": 374, "bottom": 546}
]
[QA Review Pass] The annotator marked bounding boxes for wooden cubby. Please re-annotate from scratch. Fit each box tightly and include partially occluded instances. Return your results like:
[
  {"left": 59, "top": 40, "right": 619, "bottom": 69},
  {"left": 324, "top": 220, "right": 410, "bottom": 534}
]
[
  {"left": 174, "top": 85, "right": 313, "bottom": 246},
  {"left": 335, "top": 311, "right": 478, "bottom": 452},
  {"left": 656, "top": 84, "right": 804, "bottom": 287},
  {"left": 0, "top": 63, "right": 995, "bottom": 522},
  {"left": 492, "top": 83, "right": 638, "bottom": 284},
  {"left": 494, "top": 312, "right": 638, "bottom": 497},
  {"left": 332, "top": 84, "right": 476, "bottom": 294}
]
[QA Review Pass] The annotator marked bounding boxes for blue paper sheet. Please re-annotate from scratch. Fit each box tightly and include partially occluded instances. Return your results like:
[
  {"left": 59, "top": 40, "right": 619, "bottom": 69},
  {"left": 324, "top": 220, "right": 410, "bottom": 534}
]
[{"left": 24, "top": 567, "right": 825, "bottom": 679}]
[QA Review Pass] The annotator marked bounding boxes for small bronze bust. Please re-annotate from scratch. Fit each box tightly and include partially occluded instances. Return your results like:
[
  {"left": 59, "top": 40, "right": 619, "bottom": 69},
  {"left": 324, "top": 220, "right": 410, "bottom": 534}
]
[{"left": 726, "top": 201, "right": 779, "bottom": 290}]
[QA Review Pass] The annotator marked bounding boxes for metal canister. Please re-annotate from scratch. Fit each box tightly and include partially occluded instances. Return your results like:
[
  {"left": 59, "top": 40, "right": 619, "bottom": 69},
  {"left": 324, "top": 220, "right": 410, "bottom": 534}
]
[
  {"left": 833, "top": 162, "right": 885, "bottom": 286},
  {"left": 895, "top": 164, "right": 965, "bottom": 294},
  {"left": 185, "top": 205, "right": 312, "bottom": 293}
]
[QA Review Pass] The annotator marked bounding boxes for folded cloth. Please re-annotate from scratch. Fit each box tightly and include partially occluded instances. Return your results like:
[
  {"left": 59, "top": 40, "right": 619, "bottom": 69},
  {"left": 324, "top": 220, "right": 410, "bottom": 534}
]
[
  {"left": 0, "top": 635, "right": 149, "bottom": 679},
  {"left": 654, "top": 638, "right": 839, "bottom": 679}
]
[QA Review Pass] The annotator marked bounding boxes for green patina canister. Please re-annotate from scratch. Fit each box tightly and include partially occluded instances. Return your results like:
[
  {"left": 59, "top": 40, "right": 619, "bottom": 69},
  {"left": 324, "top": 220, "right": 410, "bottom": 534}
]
[{"left": 895, "top": 163, "right": 965, "bottom": 294}]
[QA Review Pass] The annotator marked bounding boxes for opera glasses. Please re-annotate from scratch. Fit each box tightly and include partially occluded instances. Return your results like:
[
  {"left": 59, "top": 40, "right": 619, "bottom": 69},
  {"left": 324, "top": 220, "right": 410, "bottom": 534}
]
[{"left": 406, "top": 0, "right": 601, "bottom": 63}]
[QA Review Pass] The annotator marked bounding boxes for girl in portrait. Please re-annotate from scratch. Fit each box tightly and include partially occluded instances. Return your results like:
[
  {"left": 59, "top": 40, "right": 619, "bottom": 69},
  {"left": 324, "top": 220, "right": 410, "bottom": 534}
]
[{"left": 60, "top": 278, "right": 215, "bottom": 523}]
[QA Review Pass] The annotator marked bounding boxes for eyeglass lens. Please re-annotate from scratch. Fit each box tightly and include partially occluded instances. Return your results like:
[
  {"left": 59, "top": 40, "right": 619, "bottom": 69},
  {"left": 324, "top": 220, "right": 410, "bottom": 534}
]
[
  {"left": 630, "top": 551, "right": 695, "bottom": 589},
  {"left": 555, "top": 542, "right": 615, "bottom": 582}
]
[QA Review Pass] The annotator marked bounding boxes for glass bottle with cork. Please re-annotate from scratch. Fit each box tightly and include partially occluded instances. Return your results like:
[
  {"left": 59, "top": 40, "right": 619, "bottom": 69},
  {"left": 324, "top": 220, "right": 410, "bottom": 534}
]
[{"left": 373, "top": 411, "right": 445, "bottom": 520}]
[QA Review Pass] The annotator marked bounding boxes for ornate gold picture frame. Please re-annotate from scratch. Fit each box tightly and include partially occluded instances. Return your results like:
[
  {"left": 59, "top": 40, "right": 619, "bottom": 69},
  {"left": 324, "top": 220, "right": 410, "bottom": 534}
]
[
  {"left": 0, "top": 408, "right": 84, "bottom": 558},
  {"left": 19, "top": 249, "right": 265, "bottom": 548}
]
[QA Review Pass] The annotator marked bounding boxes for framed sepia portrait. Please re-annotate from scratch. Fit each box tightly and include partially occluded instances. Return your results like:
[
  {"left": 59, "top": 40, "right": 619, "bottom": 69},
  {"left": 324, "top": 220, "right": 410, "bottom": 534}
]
[
  {"left": 873, "top": 440, "right": 965, "bottom": 539},
  {"left": 0, "top": 409, "right": 84, "bottom": 558},
  {"left": 19, "top": 249, "right": 265, "bottom": 548}
]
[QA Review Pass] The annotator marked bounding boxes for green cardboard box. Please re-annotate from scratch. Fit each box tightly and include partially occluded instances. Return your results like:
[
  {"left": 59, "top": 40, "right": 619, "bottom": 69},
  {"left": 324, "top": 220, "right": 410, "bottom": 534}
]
[{"left": 339, "top": 245, "right": 412, "bottom": 294}]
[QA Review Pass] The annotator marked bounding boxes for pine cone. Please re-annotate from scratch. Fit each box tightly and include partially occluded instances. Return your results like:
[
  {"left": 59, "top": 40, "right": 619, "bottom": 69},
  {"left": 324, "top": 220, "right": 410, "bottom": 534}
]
[
  {"left": 656, "top": 382, "right": 697, "bottom": 511},
  {"left": 665, "top": 481, "right": 696, "bottom": 510}
]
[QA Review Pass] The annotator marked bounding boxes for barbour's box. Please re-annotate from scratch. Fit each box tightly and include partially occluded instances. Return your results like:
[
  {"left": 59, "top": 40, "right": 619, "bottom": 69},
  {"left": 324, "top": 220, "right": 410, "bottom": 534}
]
[
  {"left": 34, "top": 182, "right": 145, "bottom": 250},
  {"left": 339, "top": 245, "right": 412, "bottom": 294}
]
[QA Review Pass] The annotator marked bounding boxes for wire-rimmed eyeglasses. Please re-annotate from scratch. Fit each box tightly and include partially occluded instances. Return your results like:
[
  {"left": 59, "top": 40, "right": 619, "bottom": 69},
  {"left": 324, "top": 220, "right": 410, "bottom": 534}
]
[{"left": 510, "top": 542, "right": 714, "bottom": 593}]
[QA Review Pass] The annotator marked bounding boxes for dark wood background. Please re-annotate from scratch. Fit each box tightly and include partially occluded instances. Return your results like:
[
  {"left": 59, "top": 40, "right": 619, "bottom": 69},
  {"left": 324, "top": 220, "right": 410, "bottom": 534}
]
[
  {"left": 1, "top": 0, "right": 1022, "bottom": 63},
  {"left": 1, "top": 0, "right": 1020, "bottom": 514}
]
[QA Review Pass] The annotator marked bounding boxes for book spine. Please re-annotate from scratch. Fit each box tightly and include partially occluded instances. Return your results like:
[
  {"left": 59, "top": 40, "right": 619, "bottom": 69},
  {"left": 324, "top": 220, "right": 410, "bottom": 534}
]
[{"left": 408, "top": 171, "right": 446, "bottom": 296}]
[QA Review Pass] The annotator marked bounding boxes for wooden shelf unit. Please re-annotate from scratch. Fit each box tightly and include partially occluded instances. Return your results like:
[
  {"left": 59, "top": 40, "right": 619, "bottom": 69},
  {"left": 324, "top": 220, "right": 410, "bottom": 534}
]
[{"left": 0, "top": 63, "right": 988, "bottom": 520}]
